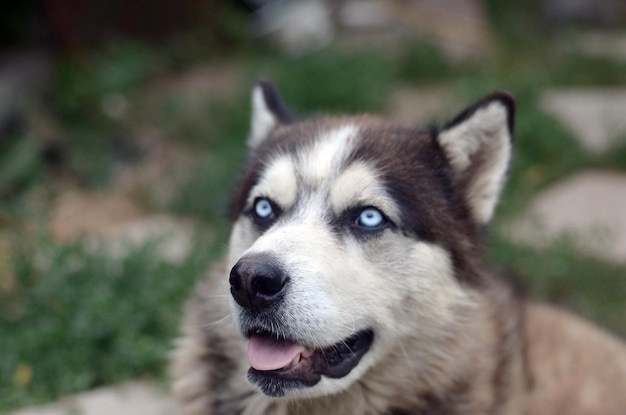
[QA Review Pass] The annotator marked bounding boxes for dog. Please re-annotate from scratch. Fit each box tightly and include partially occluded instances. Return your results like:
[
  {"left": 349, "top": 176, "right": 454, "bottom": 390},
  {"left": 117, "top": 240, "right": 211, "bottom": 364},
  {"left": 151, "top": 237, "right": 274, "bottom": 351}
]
[{"left": 170, "top": 80, "right": 626, "bottom": 415}]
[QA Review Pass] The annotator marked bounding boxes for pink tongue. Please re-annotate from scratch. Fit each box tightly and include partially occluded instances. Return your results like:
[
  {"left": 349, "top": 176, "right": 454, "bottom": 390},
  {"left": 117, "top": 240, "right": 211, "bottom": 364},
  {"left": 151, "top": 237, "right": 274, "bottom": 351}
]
[{"left": 248, "top": 333, "right": 306, "bottom": 371}]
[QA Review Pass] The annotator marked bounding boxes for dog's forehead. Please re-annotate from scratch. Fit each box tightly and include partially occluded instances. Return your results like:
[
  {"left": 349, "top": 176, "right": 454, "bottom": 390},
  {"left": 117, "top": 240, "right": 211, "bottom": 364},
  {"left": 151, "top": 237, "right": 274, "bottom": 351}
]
[
  {"left": 293, "top": 123, "right": 359, "bottom": 187},
  {"left": 229, "top": 117, "right": 444, "bottom": 221},
  {"left": 255, "top": 124, "right": 407, "bottom": 220},
  {"left": 248, "top": 122, "right": 372, "bottom": 214},
  {"left": 267, "top": 117, "right": 436, "bottom": 180}
]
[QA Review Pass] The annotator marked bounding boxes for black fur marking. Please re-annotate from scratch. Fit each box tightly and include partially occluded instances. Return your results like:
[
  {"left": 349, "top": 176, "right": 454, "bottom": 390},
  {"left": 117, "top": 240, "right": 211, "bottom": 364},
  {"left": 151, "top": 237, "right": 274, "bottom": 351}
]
[
  {"left": 229, "top": 162, "right": 263, "bottom": 223},
  {"left": 230, "top": 95, "right": 516, "bottom": 286},
  {"left": 441, "top": 91, "right": 515, "bottom": 140},
  {"left": 256, "top": 79, "right": 293, "bottom": 123},
  {"left": 229, "top": 117, "right": 487, "bottom": 285},
  {"left": 348, "top": 125, "right": 483, "bottom": 285}
]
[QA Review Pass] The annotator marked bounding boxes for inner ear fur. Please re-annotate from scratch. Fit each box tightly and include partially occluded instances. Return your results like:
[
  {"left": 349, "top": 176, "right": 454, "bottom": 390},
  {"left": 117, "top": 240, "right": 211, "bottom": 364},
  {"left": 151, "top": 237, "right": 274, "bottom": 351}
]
[
  {"left": 437, "top": 92, "right": 515, "bottom": 225},
  {"left": 248, "top": 79, "right": 292, "bottom": 149}
]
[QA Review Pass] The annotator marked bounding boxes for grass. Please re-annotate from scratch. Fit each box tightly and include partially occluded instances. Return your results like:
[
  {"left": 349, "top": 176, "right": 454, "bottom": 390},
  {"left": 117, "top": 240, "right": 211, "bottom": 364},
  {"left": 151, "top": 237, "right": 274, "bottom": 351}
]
[
  {"left": 252, "top": 50, "right": 393, "bottom": 114},
  {"left": 2, "top": 3, "right": 626, "bottom": 411},
  {"left": 50, "top": 39, "right": 164, "bottom": 185},
  {"left": 1, "top": 233, "right": 214, "bottom": 410},
  {"left": 594, "top": 138, "right": 626, "bottom": 171},
  {"left": 0, "top": 134, "right": 43, "bottom": 200}
]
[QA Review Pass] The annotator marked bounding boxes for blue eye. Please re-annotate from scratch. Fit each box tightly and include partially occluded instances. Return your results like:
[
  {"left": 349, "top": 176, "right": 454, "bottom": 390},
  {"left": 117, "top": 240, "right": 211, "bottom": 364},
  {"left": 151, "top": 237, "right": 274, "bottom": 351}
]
[
  {"left": 254, "top": 198, "right": 274, "bottom": 219},
  {"left": 357, "top": 207, "right": 384, "bottom": 228}
]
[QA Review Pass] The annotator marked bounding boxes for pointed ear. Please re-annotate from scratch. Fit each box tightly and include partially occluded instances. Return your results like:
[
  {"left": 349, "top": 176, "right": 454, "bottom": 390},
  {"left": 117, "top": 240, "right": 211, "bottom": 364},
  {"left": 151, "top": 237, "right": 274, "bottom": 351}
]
[
  {"left": 437, "top": 92, "right": 515, "bottom": 225},
  {"left": 248, "top": 79, "right": 292, "bottom": 149}
]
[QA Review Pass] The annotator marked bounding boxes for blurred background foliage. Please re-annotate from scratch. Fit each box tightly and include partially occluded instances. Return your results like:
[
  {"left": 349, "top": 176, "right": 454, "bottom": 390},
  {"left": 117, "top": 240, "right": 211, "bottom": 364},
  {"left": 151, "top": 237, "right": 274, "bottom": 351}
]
[{"left": 1, "top": 0, "right": 626, "bottom": 410}]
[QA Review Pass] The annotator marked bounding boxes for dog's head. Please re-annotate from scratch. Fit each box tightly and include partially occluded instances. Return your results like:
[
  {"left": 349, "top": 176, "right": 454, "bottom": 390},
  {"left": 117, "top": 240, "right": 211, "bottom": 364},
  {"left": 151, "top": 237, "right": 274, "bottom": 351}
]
[{"left": 226, "top": 80, "right": 515, "bottom": 398}]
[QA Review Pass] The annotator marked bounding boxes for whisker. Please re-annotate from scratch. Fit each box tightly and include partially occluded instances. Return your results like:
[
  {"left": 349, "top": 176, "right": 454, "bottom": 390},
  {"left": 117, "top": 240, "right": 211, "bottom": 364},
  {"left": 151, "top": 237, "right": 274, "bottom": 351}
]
[{"left": 196, "top": 314, "right": 232, "bottom": 329}]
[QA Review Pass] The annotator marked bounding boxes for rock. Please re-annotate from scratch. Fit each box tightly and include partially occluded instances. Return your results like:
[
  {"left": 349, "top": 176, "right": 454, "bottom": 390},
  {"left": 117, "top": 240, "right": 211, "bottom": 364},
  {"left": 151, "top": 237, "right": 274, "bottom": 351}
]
[
  {"left": 49, "top": 191, "right": 146, "bottom": 240},
  {"left": 252, "top": 0, "right": 334, "bottom": 53},
  {"left": 506, "top": 170, "right": 626, "bottom": 264},
  {"left": 338, "top": 0, "right": 393, "bottom": 30},
  {"left": 141, "top": 63, "right": 241, "bottom": 118},
  {"left": 541, "top": 89, "right": 626, "bottom": 153},
  {"left": 387, "top": 0, "right": 491, "bottom": 61},
  {"left": 49, "top": 190, "right": 202, "bottom": 263},
  {"left": 90, "top": 214, "right": 200, "bottom": 263},
  {"left": 387, "top": 86, "right": 456, "bottom": 124},
  {"left": 7, "top": 382, "right": 180, "bottom": 415}
]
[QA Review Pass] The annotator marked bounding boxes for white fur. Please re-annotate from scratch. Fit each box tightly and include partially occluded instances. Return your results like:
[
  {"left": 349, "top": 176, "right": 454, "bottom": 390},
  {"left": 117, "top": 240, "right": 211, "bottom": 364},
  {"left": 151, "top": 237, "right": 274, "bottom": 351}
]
[
  {"left": 330, "top": 161, "right": 399, "bottom": 221},
  {"left": 438, "top": 101, "right": 512, "bottom": 224},
  {"left": 297, "top": 124, "right": 358, "bottom": 187},
  {"left": 227, "top": 220, "right": 253, "bottom": 270},
  {"left": 247, "top": 155, "right": 298, "bottom": 210},
  {"left": 248, "top": 86, "right": 278, "bottom": 149}
]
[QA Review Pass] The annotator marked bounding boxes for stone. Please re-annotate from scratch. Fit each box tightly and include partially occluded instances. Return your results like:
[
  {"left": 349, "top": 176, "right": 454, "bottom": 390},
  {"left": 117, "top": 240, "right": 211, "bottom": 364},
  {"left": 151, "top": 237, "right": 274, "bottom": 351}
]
[
  {"left": 328, "top": 0, "right": 489, "bottom": 61},
  {"left": 387, "top": 86, "right": 456, "bottom": 125},
  {"left": 387, "top": 0, "right": 491, "bottom": 61},
  {"left": 338, "top": 0, "right": 393, "bottom": 29},
  {"left": 49, "top": 190, "right": 201, "bottom": 263},
  {"left": 7, "top": 382, "right": 179, "bottom": 415},
  {"left": 253, "top": 0, "right": 334, "bottom": 53},
  {"left": 540, "top": 89, "right": 626, "bottom": 153},
  {"left": 89, "top": 214, "right": 200, "bottom": 263},
  {"left": 49, "top": 191, "right": 146, "bottom": 240},
  {"left": 142, "top": 63, "right": 241, "bottom": 117},
  {"left": 507, "top": 170, "right": 626, "bottom": 263}
]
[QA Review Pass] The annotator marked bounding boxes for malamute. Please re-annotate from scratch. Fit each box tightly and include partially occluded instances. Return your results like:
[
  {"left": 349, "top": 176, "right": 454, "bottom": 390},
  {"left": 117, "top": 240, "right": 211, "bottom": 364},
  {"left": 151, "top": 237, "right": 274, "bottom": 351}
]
[{"left": 171, "top": 81, "right": 626, "bottom": 415}]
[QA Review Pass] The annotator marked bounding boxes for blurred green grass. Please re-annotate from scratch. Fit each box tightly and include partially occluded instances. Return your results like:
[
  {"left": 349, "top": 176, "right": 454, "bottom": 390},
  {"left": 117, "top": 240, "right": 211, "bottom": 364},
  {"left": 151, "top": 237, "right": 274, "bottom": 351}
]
[
  {"left": 1, "top": 234, "right": 215, "bottom": 409},
  {"left": 1, "top": 3, "right": 626, "bottom": 411}
]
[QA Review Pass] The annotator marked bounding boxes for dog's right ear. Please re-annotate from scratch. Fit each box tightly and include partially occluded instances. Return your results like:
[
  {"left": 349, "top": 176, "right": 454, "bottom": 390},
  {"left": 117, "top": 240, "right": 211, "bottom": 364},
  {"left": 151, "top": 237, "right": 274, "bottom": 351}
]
[{"left": 248, "top": 80, "right": 292, "bottom": 149}]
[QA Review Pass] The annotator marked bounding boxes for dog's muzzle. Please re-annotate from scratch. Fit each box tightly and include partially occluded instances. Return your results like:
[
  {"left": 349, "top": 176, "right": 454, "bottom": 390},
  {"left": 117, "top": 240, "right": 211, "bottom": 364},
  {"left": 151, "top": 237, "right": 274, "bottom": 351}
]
[{"left": 228, "top": 254, "right": 375, "bottom": 397}]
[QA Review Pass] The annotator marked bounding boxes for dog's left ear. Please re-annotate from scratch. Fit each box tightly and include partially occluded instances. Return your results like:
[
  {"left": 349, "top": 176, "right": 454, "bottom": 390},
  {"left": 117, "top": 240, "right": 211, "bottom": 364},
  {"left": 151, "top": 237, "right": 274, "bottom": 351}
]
[
  {"left": 437, "top": 92, "right": 515, "bottom": 225},
  {"left": 248, "top": 79, "right": 292, "bottom": 149}
]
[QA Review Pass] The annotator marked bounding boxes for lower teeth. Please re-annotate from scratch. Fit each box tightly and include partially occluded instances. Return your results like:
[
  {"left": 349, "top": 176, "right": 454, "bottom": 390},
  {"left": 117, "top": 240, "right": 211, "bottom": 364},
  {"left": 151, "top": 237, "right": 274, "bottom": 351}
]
[{"left": 291, "top": 353, "right": 301, "bottom": 366}]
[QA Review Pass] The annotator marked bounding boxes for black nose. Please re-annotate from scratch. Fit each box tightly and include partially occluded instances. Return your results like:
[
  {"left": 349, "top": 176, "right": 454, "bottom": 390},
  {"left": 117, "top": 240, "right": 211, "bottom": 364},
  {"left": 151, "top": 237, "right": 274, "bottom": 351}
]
[{"left": 229, "top": 255, "right": 289, "bottom": 312}]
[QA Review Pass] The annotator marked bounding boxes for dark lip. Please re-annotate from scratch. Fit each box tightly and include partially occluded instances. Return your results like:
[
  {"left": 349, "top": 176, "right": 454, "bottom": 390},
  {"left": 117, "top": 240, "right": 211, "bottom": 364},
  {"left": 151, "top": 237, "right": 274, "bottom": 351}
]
[{"left": 247, "top": 328, "right": 375, "bottom": 397}]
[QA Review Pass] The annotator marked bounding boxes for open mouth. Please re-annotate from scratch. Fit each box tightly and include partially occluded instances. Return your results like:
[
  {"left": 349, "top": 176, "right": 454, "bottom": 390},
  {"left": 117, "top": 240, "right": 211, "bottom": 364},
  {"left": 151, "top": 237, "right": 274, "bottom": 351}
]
[{"left": 246, "top": 328, "right": 374, "bottom": 397}]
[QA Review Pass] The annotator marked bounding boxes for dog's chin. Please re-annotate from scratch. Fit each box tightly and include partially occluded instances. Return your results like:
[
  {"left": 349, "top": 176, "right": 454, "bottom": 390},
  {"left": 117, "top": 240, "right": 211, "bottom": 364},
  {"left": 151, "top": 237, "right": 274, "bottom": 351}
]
[{"left": 245, "top": 328, "right": 375, "bottom": 398}]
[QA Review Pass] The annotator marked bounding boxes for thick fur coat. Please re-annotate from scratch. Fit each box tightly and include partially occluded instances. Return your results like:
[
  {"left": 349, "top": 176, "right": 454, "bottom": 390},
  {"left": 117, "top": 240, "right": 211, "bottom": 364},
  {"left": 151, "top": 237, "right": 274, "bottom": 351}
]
[{"left": 170, "top": 81, "right": 626, "bottom": 415}]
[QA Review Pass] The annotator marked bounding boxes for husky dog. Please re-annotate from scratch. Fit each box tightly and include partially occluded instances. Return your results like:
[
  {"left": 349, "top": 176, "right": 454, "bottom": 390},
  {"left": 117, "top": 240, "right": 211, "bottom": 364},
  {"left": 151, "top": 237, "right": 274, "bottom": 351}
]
[{"left": 171, "top": 81, "right": 626, "bottom": 415}]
